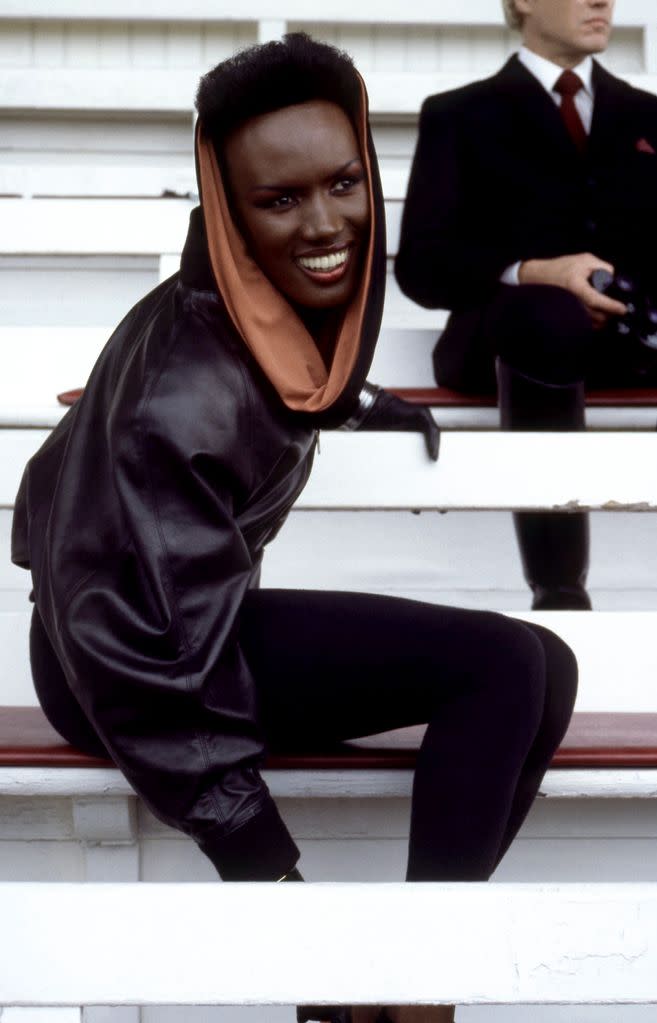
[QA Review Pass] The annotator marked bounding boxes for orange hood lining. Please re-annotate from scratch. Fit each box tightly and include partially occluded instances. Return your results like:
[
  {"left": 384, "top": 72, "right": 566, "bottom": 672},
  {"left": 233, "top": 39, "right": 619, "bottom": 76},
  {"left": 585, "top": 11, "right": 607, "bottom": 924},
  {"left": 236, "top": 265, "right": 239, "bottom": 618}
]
[{"left": 195, "top": 75, "right": 374, "bottom": 414}]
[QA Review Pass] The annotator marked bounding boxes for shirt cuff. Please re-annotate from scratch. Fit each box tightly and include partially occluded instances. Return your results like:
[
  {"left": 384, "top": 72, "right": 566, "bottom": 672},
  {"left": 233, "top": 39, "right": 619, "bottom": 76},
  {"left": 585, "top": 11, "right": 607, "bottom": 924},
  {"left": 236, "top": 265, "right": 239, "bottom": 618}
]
[
  {"left": 197, "top": 796, "right": 300, "bottom": 881},
  {"left": 500, "top": 261, "right": 521, "bottom": 286}
]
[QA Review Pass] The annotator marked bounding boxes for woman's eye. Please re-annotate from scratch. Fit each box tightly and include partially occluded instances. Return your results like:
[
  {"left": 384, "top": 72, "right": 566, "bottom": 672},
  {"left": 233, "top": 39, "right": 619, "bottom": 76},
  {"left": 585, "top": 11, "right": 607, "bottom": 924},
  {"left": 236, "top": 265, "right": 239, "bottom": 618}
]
[
  {"left": 264, "top": 194, "right": 296, "bottom": 211},
  {"left": 332, "top": 175, "right": 363, "bottom": 194}
]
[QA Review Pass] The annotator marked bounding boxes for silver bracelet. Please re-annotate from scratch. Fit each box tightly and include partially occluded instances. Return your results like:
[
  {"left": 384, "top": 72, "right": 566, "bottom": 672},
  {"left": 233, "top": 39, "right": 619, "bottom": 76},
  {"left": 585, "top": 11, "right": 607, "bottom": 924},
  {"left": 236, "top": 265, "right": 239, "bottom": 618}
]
[{"left": 340, "top": 381, "right": 381, "bottom": 431}]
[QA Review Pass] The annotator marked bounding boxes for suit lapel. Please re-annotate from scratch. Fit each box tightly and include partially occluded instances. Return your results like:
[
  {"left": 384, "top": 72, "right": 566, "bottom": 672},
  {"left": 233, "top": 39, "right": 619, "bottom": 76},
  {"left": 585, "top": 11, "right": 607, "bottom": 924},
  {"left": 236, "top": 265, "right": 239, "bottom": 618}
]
[
  {"left": 589, "top": 60, "right": 630, "bottom": 158},
  {"left": 494, "top": 55, "right": 583, "bottom": 165}
]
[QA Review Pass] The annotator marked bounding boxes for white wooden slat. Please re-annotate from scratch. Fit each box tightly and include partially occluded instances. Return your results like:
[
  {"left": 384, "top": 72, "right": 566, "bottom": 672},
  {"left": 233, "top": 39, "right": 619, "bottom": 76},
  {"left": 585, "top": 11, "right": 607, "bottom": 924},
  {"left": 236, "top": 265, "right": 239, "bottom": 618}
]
[
  {"left": 98, "top": 22, "right": 130, "bottom": 70},
  {"left": 2, "top": 430, "right": 657, "bottom": 512},
  {"left": 299, "top": 432, "right": 657, "bottom": 512},
  {"left": 0, "top": 21, "right": 30, "bottom": 65},
  {"left": 0, "top": 69, "right": 199, "bottom": 115},
  {"left": 257, "top": 19, "right": 287, "bottom": 44},
  {"left": 0, "top": 166, "right": 404, "bottom": 202},
  {"left": 0, "top": 322, "right": 438, "bottom": 408},
  {"left": 0, "top": 327, "right": 110, "bottom": 408},
  {"left": 0, "top": 407, "right": 71, "bottom": 429},
  {"left": 645, "top": 24, "right": 657, "bottom": 73},
  {"left": 0, "top": 609, "right": 35, "bottom": 706},
  {"left": 1, "top": 322, "right": 654, "bottom": 428},
  {"left": 3, "top": 68, "right": 656, "bottom": 115},
  {"left": 513, "top": 610, "right": 657, "bottom": 712},
  {"left": 1, "top": 881, "right": 657, "bottom": 1005},
  {"left": 64, "top": 22, "right": 101, "bottom": 70},
  {"left": 1, "top": 763, "right": 656, "bottom": 801},
  {"left": 369, "top": 325, "right": 439, "bottom": 385},
  {"left": 0, "top": 430, "right": 50, "bottom": 509},
  {"left": 130, "top": 22, "right": 168, "bottom": 70},
  {"left": 0, "top": 198, "right": 402, "bottom": 257},
  {"left": 0, "top": 199, "right": 193, "bottom": 256},
  {"left": 0, "top": 113, "right": 193, "bottom": 155},
  {"left": 0, "top": 165, "right": 196, "bottom": 199},
  {"left": 1, "top": 0, "right": 655, "bottom": 27},
  {"left": 0, "top": 163, "right": 407, "bottom": 203},
  {"left": 0, "top": 1012, "right": 82, "bottom": 1023},
  {"left": 0, "top": 202, "right": 403, "bottom": 266},
  {"left": 32, "top": 21, "right": 66, "bottom": 68}
]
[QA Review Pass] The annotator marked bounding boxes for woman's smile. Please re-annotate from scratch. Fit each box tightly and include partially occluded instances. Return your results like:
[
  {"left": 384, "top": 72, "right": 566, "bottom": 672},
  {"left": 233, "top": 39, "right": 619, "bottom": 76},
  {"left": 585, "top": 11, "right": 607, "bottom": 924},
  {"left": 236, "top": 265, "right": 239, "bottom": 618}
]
[
  {"left": 295, "top": 244, "right": 352, "bottom": 281},
  {"left": 223, "top": 100, "right": 370, "bottom": 311}
]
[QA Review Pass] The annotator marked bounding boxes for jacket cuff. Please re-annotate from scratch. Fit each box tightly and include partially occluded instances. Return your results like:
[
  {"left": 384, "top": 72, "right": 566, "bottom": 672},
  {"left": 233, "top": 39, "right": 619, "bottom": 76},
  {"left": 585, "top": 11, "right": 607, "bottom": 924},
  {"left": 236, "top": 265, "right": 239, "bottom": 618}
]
[
  {"left": 340, "top": 381, "right": 380, "bottom": 431},
  {"left": 197, "top": 797, "right": 299, "bottom": 881}
]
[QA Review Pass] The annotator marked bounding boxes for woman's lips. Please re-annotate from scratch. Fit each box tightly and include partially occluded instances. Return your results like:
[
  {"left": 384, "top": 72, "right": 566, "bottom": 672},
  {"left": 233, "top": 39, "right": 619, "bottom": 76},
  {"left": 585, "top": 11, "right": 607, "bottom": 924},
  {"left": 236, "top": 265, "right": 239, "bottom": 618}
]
[{"left": 296, "top": 246, "right": 352, "bottom": 284}]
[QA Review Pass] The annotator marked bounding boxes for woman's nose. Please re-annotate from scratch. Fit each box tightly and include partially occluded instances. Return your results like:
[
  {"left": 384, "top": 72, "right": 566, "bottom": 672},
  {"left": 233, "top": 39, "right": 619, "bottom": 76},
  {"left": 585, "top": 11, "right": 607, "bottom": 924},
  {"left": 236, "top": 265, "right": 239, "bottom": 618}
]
[{"left": 300, "top": 194, "right": 342, "bottom": 240}]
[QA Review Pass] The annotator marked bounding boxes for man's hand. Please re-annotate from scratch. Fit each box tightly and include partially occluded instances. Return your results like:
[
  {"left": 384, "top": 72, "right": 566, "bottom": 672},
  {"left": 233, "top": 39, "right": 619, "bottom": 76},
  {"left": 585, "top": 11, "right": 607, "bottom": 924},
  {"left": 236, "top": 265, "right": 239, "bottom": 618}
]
[{"left": 518, "top": 253, "right": 628, "bottom": 328}]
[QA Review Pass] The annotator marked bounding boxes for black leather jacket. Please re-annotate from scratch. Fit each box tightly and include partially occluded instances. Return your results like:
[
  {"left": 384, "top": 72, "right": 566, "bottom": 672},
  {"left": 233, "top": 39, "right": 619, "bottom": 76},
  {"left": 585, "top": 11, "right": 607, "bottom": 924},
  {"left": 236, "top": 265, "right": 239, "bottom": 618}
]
[{"left": 11, "top": 87, "right": 385, "bottom": 879}]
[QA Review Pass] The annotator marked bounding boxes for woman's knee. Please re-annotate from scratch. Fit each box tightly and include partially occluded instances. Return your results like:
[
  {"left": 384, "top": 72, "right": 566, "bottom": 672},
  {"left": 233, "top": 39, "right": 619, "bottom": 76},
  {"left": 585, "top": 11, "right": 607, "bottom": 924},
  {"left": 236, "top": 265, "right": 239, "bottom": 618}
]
[
  {"left": 522, "top": 622, "right": 579, "bottom": 734},
  {"left": 471, "top": 612, "right": 548, "bottom": 722}
]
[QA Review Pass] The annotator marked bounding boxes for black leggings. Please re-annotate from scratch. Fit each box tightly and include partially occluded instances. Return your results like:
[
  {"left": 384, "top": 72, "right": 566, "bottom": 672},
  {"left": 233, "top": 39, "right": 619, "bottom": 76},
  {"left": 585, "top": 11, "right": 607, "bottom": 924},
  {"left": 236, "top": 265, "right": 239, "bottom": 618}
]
[{"left": 30, "top": 590, "right": 577, "bottom": 881}]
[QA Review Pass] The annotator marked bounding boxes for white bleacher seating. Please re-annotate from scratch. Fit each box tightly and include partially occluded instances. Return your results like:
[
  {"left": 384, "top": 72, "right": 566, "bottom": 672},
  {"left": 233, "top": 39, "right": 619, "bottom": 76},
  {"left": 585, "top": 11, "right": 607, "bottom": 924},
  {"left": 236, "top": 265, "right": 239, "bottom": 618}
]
[
  {"left": 1, "top": 0, "right": 656, "bottom": 119},
  {"left": 1, "top": 881, "right": 657, "bottom": 1014},
  {"left": 2, "top": 202, "right": 657, "bottom": 429},
  {"left": 3, "top": 4, "right": 657, "bottom": 1020}
]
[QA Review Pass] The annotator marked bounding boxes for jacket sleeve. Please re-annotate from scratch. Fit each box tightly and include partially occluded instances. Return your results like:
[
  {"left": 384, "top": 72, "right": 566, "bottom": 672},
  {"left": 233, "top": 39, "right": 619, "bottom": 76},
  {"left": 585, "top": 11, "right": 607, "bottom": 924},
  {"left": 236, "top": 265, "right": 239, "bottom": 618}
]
[
  {"left": 395, "top": 97, "right": 519, "bottom": 310},
  {"left": 58, "top": 381, "right": 298, "bottom": 881}
]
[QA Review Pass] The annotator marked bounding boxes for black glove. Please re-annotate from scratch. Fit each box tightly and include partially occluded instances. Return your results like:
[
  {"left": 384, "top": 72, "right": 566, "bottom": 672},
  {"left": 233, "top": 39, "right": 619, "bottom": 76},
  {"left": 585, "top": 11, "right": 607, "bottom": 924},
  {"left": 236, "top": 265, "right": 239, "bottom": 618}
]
[
  {"left": 279, "top": 867, "right": 304, "bottom": 881},
  {"left": 352, "top": 384, "right": 440, "bottom": 461}
]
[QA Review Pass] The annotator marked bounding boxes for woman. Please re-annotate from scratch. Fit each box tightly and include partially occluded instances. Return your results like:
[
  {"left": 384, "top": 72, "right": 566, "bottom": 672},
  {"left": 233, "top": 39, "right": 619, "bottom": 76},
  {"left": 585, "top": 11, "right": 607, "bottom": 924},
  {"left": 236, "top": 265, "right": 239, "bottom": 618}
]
[{"left": 12, "top": 34, "right": 577, "bottom": 1023}]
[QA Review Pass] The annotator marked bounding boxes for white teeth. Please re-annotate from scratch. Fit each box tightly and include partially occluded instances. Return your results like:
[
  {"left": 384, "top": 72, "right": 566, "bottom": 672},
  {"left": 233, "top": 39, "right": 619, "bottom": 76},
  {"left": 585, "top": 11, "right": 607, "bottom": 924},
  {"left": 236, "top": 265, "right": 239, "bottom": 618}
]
[{"left": 298, "top": 248, "right": 349, "bottom": 272}]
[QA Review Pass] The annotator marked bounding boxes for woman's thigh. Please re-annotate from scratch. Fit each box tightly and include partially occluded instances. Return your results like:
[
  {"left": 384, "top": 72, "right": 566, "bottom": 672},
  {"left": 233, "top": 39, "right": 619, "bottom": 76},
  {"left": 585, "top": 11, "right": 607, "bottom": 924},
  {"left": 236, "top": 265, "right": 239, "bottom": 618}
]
[
  {"left": 239, "top": 588, "right": 550, "bottom": 748},
  {"left": 29, "top": 606, "right": 109, "bottom": 757}
]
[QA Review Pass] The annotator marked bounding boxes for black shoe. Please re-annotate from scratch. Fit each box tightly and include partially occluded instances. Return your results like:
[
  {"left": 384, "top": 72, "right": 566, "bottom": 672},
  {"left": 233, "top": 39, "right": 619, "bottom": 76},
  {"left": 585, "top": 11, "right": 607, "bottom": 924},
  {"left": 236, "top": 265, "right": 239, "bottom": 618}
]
[
  {"left": 297, "top": 1008, "right": 351, "bottom": 1022},
  {"left": 531, "top": 585, "right": 592, "bottom": 610}
]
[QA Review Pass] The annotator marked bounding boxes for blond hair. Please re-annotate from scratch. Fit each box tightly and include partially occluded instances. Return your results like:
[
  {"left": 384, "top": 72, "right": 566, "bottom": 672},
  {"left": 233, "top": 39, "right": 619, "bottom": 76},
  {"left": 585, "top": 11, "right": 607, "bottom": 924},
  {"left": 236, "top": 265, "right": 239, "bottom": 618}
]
[{"left": 502, "top": 0, "right": 523, "bottom": 30}]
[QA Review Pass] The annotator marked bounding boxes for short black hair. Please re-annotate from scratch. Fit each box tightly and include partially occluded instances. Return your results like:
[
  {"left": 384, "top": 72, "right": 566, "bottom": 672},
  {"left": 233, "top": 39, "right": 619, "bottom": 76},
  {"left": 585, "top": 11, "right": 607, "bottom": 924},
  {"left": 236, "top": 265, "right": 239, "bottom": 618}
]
[{"left": 195, "top": 32, "right": 361, "bottom": 147}]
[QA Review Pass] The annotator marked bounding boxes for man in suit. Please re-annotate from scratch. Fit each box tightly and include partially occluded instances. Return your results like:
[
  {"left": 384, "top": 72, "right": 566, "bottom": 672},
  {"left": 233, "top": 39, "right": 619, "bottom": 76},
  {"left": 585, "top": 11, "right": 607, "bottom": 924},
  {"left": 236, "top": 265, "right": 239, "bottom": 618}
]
[{"left": 395, "top": 0, "right": 657, "bottom": 610}]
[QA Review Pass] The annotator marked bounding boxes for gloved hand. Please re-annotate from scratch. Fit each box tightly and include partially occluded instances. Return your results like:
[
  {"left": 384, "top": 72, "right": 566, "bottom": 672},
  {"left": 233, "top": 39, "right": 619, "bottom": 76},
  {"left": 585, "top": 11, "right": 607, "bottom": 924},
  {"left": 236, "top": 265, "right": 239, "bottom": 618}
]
[{"left": 356, "top": 386, "right": 440, "bottom": 462}]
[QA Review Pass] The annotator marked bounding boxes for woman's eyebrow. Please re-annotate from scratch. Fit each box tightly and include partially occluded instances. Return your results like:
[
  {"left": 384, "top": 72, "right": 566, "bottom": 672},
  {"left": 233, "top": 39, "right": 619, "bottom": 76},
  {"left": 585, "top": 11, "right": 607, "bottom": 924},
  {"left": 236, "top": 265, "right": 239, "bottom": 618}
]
[{"left": 248, "top": 157, "right": 363, "bottom": 195}]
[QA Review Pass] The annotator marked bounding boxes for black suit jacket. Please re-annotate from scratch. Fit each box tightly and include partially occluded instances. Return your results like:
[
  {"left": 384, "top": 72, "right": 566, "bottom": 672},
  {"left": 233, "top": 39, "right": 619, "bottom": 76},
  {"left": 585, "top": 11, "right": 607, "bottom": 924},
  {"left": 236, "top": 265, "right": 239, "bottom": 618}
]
[{"left": 395, "top": 56, "right": 657, "bottom": 385}]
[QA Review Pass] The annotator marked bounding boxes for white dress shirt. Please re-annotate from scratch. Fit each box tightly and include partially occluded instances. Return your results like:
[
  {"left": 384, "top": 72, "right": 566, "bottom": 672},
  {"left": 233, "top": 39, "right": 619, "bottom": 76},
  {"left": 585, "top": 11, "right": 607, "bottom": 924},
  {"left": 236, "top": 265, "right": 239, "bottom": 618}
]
[{"left": 501, "top": 48, "right": 595, "bottom": 285}]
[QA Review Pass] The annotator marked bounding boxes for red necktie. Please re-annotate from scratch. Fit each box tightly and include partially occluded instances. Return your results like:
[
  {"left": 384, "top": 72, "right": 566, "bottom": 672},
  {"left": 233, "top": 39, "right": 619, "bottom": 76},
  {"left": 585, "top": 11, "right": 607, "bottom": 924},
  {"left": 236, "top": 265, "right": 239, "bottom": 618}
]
[{"left": 554, "top": 70, "right": 587, "bottom": 153}]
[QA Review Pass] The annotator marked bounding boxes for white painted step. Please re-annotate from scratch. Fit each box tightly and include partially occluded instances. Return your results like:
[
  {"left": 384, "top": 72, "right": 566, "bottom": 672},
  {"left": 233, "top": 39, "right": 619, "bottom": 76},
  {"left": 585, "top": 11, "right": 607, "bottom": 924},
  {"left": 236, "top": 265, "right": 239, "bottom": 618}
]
[{"left": 0, "top": 882, "right": 656, "bottom": 1006}]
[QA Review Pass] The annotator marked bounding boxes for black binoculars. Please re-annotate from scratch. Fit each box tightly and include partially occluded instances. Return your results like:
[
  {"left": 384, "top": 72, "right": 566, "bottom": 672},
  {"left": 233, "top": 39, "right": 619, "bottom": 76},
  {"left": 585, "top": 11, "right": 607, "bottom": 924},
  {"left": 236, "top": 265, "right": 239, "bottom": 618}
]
[{"left": 589, "top": 269, "right": 657, "bottom": 351}]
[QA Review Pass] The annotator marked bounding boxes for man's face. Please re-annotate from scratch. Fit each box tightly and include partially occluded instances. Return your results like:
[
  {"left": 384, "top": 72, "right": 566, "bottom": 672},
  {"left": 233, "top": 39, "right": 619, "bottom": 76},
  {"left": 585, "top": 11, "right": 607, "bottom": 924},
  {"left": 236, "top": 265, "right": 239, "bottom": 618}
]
[{"left": 516, "top": 0, "right": 614, "bottom": 66}]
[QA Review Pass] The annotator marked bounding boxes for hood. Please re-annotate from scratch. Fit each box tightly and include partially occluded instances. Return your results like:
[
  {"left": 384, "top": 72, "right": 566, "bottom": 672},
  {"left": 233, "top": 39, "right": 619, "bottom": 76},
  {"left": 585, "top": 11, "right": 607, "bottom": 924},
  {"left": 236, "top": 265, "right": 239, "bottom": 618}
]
[{"left": 194, "top": 74, "right": 386, "bottom": 429}]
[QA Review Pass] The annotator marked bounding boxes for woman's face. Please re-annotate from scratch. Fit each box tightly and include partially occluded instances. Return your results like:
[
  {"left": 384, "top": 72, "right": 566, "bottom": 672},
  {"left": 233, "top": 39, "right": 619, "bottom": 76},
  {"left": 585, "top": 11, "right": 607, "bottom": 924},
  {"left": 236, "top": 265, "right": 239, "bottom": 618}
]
[{"left": 223, "top": 99, "right": 370, "bottom": 310}]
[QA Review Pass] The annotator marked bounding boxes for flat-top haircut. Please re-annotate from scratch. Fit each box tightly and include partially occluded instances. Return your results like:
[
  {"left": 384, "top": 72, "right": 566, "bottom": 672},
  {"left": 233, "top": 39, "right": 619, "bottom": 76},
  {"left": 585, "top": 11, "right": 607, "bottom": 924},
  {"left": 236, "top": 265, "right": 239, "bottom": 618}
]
[
  {"left": 196, "top": 32, "right": 361, "bottom": 149},
  {"left": 502, "top": 0, "right": 523, "bottom": 30}
]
